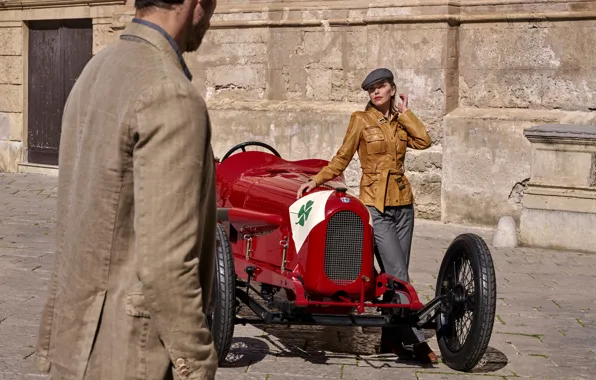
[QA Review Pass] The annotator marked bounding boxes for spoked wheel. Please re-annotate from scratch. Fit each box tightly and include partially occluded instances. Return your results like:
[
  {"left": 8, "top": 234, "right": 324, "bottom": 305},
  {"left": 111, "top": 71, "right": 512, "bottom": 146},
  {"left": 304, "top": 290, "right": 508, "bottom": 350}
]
[
  {"left": 206, "top": 223, "right": 236, "bottom": 364},
  {"left": 434, "top": 233, "right": 497, "bottom": 371}
]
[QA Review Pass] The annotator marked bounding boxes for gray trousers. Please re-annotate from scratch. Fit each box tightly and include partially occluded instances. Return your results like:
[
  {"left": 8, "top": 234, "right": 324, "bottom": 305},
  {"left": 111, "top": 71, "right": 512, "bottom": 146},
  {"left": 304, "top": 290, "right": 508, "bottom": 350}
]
[{"left": 367, "top": 204, "right": 426, "bottom": 346}]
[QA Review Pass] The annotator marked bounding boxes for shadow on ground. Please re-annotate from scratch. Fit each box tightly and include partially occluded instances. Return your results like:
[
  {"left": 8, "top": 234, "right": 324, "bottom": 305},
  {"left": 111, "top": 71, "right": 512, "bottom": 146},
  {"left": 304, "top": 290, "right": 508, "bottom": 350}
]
[
  {"left": 466, "top": 346, "right": 509, "bottom": 373},
  {"left": 221, "top": 324, "right": 508, "bottom": 374}
]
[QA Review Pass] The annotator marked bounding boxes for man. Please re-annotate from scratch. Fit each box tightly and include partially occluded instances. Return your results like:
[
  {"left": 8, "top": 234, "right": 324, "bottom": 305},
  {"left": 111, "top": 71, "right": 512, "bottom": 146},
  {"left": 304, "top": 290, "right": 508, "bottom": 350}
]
[{"left": 35, "top": 0, "right": 218, "bottom": 378}]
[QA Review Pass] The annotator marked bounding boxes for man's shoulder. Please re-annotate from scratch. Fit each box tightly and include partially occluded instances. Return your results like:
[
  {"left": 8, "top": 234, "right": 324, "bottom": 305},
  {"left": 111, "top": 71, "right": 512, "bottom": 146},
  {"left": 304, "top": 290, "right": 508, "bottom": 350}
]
[
  {"left": 135, "top": 77, "right": 205, "bottom": 112},
  {"left": 112, "top": 38, "right": 198, "bottom": 92},
  {"left": 83, "top": 38, "right": 204, "bottom": 111}
]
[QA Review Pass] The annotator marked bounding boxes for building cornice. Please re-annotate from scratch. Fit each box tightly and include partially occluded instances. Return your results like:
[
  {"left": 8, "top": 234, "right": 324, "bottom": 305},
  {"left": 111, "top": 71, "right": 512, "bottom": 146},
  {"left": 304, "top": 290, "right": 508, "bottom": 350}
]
[{"left": 0, "top": 0, "right": 124, "bottom": 10}]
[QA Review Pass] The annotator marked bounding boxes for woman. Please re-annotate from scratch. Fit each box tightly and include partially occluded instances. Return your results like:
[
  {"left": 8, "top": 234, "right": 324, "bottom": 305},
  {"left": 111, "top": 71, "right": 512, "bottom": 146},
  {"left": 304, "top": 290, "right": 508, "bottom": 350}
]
[{"left": 297, "top": 68, "right": 438, "bottom": 363}]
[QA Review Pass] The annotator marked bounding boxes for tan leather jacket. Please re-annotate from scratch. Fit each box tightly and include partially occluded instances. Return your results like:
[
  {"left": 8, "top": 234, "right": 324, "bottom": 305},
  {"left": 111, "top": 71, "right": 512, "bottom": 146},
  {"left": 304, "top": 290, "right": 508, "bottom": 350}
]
[{"left": 311, "top": 106, "right": 432, "bottom": 213}]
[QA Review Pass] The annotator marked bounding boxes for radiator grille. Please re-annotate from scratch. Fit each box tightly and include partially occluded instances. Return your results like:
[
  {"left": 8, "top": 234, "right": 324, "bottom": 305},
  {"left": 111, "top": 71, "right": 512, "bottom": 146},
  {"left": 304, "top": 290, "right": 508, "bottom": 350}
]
[{"left": 324, "top": 210, "right": 364, "bottom": 285}]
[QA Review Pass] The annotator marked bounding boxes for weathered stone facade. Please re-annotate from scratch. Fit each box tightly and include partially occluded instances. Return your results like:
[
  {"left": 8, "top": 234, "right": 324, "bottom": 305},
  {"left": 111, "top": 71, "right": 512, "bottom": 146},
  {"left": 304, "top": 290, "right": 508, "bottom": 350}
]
[
  {"left": 1, "top": 0, "right": 595, "bottom": 226},
  {"left": 520, "top": 123, "right": 596, "bottom": 253}
]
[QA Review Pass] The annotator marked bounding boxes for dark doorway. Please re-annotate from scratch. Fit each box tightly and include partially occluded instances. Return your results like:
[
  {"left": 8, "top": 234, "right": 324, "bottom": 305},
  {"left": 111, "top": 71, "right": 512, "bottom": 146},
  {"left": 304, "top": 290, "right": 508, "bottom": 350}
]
[{"left": 27, "top": 19, "right": 93, "bottom": 165}]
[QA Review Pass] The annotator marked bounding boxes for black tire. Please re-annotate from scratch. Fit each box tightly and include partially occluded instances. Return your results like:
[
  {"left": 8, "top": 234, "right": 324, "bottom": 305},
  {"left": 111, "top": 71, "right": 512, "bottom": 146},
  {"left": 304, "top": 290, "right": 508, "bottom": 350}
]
[
  {"left": 207, "top": 223, "right": 236, "bottom": 364},
  {"left": 434, "top": 233, "right": 497, "bottom": 372}
]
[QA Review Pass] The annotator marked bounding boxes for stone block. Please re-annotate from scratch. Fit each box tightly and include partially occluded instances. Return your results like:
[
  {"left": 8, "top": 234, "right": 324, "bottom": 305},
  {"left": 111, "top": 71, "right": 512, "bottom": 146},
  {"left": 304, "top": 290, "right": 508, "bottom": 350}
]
[
  {"left": 0, "top": 112, "right": 22, "bottom": 141},
  {"left": 404, "top": 144, "right": 442, "bottom": 173},
  {"left": 0, "top": 85, "right": 22, "bottom": 113},
  {"left": 0, "top": 56, "right": 22, "bottom": 85},
  {"left": 492, "top": 216, "right": 518, "bottom": 248},
  {"left": 366, "top": 24, "right": 447, "bottom": 71},
  {"left": 0, "top": 141, "right": 23, "bottom": 173},
  {"left": 0, "top": 27, "right": 22, "bottom": 56},
  {"left": 443, "top": 109, "right": 596, "bottom": 227},
  {"left": 524, "top": 124, "right": 596, "bottom": 188},
  {"left": 531, "top": 147, "right": 595, "bottom": 188},
  {"left": 303, "top": 30, "right": 344, "bottom": 68},
  {"left": 407, "top": 170, "right": 442, "bottom": 220},
  {"left": 192, "top": 32, "right": 268, "bottom": 67},
  {"left": 417, "top": 113, "right": 443, "bottom": 146},
  {"left": 520, "top": 208, "right": 596, "bottom": 253},
  {"left": 460, "top": 69, "right": 596, "bottom": 112},
  {"left": 519, "top": 124, "right": 596, "bottom": 252},
  {"left": 460, "top": 23, "right": 566, "bottom": 71},
  {"left": 204, "top": 28, "right": 269, "bottom": 45},
  {"left": 93, "top": 23, "right": 117, "bottom": 55},
  {"left": 205, "top": 64, "right": 267, "bottom": 100},
  {"left": 344, "top": 30, "right": 368, "bottom": 70},
  {"left": 459, "top": 22, "right": 596, "bottom": 111},
  {"left": 392, "top": 69, "right": 446, "bottom": 114},
  {"left": 442, "top": 107, "right": 541, "bottom": 226},
  {"left": 305, "top": 68, "right": 333, "bottom": 100}
]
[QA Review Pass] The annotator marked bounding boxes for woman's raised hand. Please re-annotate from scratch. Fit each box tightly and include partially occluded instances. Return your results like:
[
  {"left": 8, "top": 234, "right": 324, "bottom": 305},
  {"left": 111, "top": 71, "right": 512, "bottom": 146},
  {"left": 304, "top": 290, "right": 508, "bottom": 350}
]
[{"left": 398, "top": 94, "right": 409, "bottom": 113}]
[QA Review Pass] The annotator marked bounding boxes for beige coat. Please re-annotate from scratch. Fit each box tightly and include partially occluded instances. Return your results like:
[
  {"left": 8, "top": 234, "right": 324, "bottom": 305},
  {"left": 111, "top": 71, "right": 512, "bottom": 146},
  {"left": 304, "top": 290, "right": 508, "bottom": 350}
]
[
  {"left": 311, "top": 106, "right": 432, "bottom": 213},
  {"left": 35, "top": 20, "right": 218, "bottom": 380}
]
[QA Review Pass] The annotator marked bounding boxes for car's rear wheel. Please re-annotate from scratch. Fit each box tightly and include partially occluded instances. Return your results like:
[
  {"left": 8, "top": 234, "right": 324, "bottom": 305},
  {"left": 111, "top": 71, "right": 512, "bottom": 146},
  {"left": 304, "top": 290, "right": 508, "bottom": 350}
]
[
  {"left": 206, "top": 223, "right": 236, "bottom": 364},
  {"left": 434, "top": 233, "right": 496, "bottom": 372}
]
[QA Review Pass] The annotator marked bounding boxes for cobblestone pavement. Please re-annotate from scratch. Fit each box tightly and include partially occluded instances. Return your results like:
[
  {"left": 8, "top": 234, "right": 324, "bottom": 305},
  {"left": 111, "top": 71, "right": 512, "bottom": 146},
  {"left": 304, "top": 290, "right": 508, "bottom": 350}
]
[{"left": 0, "top": 173, "right": 595, "bottom": 380}]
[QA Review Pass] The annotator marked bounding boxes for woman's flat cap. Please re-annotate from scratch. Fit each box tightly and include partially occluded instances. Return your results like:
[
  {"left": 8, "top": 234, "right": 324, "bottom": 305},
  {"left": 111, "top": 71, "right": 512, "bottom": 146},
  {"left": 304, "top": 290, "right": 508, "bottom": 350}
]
[{"left": 361, "top": 68, "right": 394, "bottom": 90}]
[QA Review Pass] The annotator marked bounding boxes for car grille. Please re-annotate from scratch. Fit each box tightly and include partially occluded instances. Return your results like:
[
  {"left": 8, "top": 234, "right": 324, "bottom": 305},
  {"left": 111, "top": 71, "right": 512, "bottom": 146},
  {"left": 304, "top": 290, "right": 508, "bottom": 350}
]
[{"left": 324, "top": 210, "right": 364, "bottom": 285}]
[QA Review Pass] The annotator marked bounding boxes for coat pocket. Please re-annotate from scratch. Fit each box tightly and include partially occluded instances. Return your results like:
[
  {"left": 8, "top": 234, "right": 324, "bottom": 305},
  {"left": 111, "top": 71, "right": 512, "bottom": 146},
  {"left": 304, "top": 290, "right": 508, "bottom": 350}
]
[
  {"left": 361, "top": 175, "right": 378, "bottom": 187},
  {"left": 364, "top": 132, "right": 385, "bottom": 154},
  {"left": 359, "top": 174, "right": 378, "bottom": 203},
  {"left": 125, "top": 293, "right": 151, "bottom": 318}
]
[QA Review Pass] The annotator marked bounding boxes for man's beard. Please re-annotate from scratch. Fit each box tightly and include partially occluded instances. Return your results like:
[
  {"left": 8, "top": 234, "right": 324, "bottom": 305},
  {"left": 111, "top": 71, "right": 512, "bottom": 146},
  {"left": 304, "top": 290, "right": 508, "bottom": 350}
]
[{"left": 185, "top": 25, "right": 206, "bottom": 53}]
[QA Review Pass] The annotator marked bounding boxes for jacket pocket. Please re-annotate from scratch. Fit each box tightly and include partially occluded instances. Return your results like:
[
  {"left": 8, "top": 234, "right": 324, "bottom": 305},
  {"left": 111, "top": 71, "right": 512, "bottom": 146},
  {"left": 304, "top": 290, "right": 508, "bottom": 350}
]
[
  {"left": 125, "top": 293, "right": 151, "bottom": 318},
  {"left": 364, "top": 132, "right": 385, "bottom": 155},
  {"left": 361, "top": 175, "right": 378, "bottom": 187},
  {"left": 360, "top": 174, "right": 378, "bottom": 202}
]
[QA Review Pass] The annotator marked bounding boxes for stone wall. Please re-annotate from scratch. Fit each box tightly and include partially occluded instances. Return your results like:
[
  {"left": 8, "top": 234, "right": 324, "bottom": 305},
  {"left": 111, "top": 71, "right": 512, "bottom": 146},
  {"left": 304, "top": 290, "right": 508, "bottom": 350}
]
[
  {"left": 143, "top": 0, "right": 596, "bottom": 224},
  {"left": 0, "top": 22, "right": 23, "bottom": 173},
  {"left": 1, "top": 0, "right": 596, "bottom": 225},
  {"left": 444, "top": 5, "right": 596, "bottom": 225},
  {"left": 0, "top": 1, "right": 124, "bottom": 174}
]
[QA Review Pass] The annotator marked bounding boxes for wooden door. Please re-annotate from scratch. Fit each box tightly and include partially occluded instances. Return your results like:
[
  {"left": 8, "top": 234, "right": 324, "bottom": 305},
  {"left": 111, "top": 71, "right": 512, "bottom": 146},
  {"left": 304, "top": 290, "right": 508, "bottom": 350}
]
[{"left": 27, "top": 19, "right": 92, "bottom": 166}]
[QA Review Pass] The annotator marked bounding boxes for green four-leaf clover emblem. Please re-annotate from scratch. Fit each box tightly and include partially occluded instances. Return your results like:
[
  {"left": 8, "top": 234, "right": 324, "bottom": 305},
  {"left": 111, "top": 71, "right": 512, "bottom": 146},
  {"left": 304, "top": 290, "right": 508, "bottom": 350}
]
[{"left": 296, "top": 200, "right": 314, "bottom": 227}]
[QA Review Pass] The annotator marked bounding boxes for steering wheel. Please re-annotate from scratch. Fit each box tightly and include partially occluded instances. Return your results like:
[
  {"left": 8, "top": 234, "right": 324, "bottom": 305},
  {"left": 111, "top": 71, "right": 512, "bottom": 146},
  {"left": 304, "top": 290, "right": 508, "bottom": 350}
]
[{"left": 221, "top": 141, "right": 281, "bottom": 161}]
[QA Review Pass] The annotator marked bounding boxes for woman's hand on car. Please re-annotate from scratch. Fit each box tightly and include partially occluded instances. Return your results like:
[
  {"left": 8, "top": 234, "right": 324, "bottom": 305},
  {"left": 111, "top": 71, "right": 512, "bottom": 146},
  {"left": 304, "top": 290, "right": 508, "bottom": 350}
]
[{"left": 297, "top": 180, "right": 316, "bottom": 199}]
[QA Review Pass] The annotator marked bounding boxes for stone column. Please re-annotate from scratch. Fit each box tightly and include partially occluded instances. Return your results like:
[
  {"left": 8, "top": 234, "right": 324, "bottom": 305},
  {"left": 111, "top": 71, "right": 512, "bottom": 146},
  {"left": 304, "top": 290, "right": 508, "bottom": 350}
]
[
  {"left": 520, "top": 124, "right": 596, "bottom": 253},
  {"left": 0, "top": 23, "right": 24, "bottom": 173}
]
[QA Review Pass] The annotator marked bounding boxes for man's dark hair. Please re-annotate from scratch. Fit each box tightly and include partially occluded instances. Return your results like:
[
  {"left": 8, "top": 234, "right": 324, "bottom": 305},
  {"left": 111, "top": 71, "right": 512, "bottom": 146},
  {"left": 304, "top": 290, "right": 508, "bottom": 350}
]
[{"left": 134, "top": 0, "right": 184, "bottom": 10}]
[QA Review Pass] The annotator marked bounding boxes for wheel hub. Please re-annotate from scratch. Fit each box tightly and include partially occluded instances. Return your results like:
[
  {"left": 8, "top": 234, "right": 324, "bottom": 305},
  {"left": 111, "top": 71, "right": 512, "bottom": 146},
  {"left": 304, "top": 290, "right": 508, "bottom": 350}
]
[{"left": 449, "top": 283, "right": 467, "bottom": 319}]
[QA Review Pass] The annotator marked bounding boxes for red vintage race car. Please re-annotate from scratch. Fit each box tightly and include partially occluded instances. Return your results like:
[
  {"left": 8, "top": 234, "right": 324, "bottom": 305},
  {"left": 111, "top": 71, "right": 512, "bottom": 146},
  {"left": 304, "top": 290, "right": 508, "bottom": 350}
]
[{"left": 208, "top": 141, "right": 497, "bottom": 372}]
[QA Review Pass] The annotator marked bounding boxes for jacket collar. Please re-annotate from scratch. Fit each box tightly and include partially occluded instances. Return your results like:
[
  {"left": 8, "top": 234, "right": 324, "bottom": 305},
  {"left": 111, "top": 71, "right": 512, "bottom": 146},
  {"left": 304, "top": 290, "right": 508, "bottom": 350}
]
[
  {"left": 367, "top": 104, "right": 398, "bottom": 125},
  {"left": 120, "top": 18, "right": 193, "bottom": 81}
]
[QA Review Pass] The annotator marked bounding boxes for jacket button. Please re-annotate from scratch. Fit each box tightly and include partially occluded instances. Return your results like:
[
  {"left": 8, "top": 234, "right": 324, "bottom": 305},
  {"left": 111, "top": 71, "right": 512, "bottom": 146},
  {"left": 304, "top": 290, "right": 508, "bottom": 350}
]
[{"left": 176, "top": 358, "right": 185, "bottom": 366}]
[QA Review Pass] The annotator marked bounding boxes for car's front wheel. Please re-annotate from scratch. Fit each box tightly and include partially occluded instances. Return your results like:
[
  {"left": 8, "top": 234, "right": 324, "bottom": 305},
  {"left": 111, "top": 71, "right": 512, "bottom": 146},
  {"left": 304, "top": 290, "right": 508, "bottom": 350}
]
[
  {"left": 206, "top": 223, "right": 236, "bottom": 364},
  {"left": 434, "top": 233, "right": 497, "bottom": 372}
]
